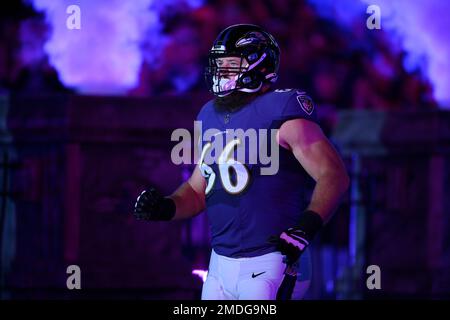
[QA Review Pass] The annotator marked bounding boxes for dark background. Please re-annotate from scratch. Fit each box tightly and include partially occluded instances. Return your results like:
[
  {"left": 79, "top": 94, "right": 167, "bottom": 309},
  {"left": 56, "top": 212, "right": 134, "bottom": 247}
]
[{"left": 0, "top": 0, "right": 449, "bottom": 299}]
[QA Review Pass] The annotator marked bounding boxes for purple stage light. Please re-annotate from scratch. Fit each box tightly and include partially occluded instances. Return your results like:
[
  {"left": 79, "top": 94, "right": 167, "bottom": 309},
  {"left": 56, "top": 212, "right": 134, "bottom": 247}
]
[
  {"left": 309, "top": 0, "right": 450, "bottom": 107},
  {"left": 363, "top": 0, "right": 450, "bottom": 107},
  {"left": 30, "top": 0, "right": 159, "bottom": 94},
  {"left": 192, "top": 269, "right": 208, "bottom": 283},
  {"left": 29, "top": 0, "right": 202, "bottom": 95}
]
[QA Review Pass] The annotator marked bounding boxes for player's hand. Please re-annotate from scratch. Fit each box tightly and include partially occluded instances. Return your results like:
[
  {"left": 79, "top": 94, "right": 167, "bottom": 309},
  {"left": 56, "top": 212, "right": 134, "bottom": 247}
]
[
  {"left": 269, "top": 210, "right": 324, "bottom": 264},
  {"left": 275, "top": 226, "right": 310, "bottom": 264},
  {"left": 133, "top": 187, "right": 176, "bottom": 221}
]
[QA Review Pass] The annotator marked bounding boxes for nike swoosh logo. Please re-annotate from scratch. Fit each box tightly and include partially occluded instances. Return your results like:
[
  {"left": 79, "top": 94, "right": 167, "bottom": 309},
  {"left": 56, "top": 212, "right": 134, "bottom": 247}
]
[{"left": 251, "top": 271, "right": 266, "bottom": 278}]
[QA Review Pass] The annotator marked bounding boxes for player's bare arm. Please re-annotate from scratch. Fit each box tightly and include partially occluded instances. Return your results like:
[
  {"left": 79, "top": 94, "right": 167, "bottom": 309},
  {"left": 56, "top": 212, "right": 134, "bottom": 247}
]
[
  {"left": 272, "top": 117, "right": 349, "bottom": 267},
  {"left": 168, "top": 165, "right": 206, "bottom": 220},
  {"left": 278, "top": 118, "right": 350, "bottom": 223}
]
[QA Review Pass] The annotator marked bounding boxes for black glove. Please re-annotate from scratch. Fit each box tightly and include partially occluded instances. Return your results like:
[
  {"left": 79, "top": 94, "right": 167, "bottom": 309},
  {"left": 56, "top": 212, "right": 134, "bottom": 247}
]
[
  {"left": 133, "top": 187, "right": 176, "bottom": 221},
  {"left": 272, "top": 210, "right": 323, "bottom": 264},
  {"left": 271, "top": 210, "right": 323, "bottom": 300}
]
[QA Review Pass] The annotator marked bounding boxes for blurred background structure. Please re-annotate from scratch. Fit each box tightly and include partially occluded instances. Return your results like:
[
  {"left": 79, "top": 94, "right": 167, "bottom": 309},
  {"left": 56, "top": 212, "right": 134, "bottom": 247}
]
[{"left": 0, "top": 0, "right": 449, "bottom": 299}]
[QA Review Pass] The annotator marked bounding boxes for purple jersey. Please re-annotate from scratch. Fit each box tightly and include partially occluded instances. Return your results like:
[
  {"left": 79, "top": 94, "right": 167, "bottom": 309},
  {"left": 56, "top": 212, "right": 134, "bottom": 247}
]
[{"left": 196, "top": 89, "right": 318, "bottom": 258}]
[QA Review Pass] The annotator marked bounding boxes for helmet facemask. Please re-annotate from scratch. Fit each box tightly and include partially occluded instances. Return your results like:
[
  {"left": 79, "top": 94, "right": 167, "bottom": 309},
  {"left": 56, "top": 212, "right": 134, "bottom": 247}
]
[{"left": 207, "top": 54, "right": 250, "bottom": 97}]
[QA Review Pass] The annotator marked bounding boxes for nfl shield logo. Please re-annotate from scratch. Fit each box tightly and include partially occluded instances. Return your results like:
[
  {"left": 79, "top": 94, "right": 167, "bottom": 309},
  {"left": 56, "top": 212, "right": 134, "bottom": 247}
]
[{"left": 296, "top": 95, "right": 314, "bottom": 115}]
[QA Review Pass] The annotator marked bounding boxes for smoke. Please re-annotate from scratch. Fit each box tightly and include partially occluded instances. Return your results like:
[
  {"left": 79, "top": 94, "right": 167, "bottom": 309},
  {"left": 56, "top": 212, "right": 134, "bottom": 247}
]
[
  {"left": 366, "top": 0, "right": 450, "bottom": 107},
  {"left": 30, "top": 0, "right": 199, "bottom": 95},
  {"left": 308, "top": 0, "right": 450, "bottom": 107},
  {"left": 307, "top": 0, "right": 367, "bottom": 29}
]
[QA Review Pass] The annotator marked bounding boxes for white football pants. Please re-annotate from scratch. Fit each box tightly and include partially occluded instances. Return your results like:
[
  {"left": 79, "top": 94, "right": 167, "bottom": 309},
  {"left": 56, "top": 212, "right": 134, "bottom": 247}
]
[{"left": 201, "top": 249, "right": 311, "bottom": 300}]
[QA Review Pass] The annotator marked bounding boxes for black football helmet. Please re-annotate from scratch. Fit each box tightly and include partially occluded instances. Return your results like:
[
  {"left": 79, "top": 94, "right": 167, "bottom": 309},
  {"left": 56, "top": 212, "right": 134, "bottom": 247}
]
[{"left": 205, "top": 24, "right": 280, "bottom": 97}]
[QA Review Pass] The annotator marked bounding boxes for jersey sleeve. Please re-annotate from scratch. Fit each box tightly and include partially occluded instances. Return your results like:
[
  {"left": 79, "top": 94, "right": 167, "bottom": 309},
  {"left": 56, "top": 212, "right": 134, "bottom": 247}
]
[
  {"left": 196, "top": 99, "right": 215, "bottom": 122},
  {"left": 279, "top": 90, "right": 318, "bottom": 124},
  {"left": 194, "top": 100, "right": 214, "bottom": 160},
  {"left": 195, "top": 105, "right": 205, "bottom": 122}
]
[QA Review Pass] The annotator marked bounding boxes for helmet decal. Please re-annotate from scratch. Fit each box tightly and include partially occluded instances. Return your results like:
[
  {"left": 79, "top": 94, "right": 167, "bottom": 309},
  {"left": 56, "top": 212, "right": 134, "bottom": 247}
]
[{"left": 235, "top": 32, "right": 267, "bottom": 47}]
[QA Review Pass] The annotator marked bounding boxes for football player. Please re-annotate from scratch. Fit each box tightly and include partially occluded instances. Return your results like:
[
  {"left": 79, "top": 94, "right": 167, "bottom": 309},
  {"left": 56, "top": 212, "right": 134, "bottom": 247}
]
[{"left": 134, "top": 24, "right": 349, "bottom": 300}]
